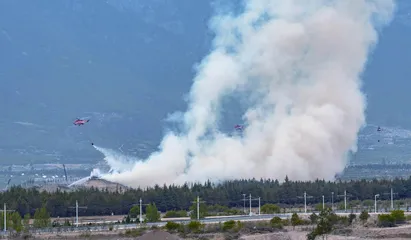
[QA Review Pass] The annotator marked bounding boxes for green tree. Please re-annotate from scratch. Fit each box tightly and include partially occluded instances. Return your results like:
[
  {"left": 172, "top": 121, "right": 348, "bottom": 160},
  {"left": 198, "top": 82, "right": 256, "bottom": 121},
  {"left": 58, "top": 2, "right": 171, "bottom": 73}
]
[
  {"left": 5, "top": 176, "right": 411, "bottom": 218},
  {"left": 23, "top": 213, "right": 30, "bottom": 232},
  {"left": 0, "top": 213, "right": 5, "bottom": 230},
  {"left": 309, "top": 213, "right": 318, "bottom": 224},
  {"left": 291, "top": 213, "right": 301, "bottom": 229},
  {"left": 33, "top": 206, "right": 51, "bottom": 228},
  {"left": 125, "top": 215, "right": 131, "bottom": 223},
  {"left": 145, "top": 203, "right": 160, "bottom": 222},
  {"left": 9, "top": 212, "right": 22, "bottom": 232},
  {"left": 129, "top": 205, "right": 140, "bottom": 218},
  {"left": 260, "top": 204, "right": 281, "bottom": 214},
  {"left": 0, "top": 212, "right": 18, "bottom": 231},
  {"left": 207, "top": 204, "right": 228, "bottom": 213},
  {"left": 307, "top": 208, "right": 334, "bottom": 240}
]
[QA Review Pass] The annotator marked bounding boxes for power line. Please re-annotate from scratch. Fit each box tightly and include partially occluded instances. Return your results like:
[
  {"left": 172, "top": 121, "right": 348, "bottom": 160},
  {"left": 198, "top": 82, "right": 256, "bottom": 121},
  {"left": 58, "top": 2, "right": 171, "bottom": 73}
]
[
  {"left": 248, "top": 195, "right": 261, "bottom": 216},
  {"left": 242, "top": 194, "right": 246, "bottom": 214},
  {"left": 337, "top": 190, "right": 352, "bottom": 212},
  {"left": 382, "top": 187, "right": 398, "bottom": 210},
  {"left": 191, "top": 196, "right": 205, "bottom": 220},
  {"left": 322, "top": 195, "right": 325, "bottom": 210},
  {"left": 297, "top": 192, "right": 313, "bottom": 213},
  {"left": 0, "top": 203, "right": 14, "bottom": 232},
  {"left": 131, "top": 198, "right": 149, "bottom": 225},
  {"left": 68, "top": 200, "right": 87, "bottom": 227}
]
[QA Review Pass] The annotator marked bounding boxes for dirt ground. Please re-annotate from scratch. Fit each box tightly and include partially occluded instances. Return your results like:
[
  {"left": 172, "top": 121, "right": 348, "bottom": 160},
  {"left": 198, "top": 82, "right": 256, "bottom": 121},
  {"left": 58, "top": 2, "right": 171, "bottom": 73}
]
[
  {"left": 237, "top": 223, "right": 411, "bottom": 240},
  {"left": 22, "top": 224, "right": 411, "bottom": 240},
  {"left": 15, "top": 216, "right": 411, "bottom": 240}
]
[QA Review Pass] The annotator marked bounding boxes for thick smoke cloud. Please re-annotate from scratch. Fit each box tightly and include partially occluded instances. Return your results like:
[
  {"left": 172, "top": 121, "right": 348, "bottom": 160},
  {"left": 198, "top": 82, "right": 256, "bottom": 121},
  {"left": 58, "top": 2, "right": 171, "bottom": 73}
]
[{"left": 97, "top": 0, "right": 396, "bottom": 188}]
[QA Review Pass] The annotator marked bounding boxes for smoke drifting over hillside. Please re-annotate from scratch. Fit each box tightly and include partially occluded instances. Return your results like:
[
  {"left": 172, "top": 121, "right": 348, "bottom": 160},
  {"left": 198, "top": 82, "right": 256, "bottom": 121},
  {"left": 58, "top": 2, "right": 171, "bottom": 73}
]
[{"left": 97, "top": 0, "right": 396, "bottom": 188}]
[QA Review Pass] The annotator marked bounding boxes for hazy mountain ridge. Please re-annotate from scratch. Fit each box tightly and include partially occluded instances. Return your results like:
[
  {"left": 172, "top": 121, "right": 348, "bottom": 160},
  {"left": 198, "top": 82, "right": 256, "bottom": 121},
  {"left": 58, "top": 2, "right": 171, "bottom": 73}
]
[{"left": 0, "top": 0, "right": 410, "bottom": 165}]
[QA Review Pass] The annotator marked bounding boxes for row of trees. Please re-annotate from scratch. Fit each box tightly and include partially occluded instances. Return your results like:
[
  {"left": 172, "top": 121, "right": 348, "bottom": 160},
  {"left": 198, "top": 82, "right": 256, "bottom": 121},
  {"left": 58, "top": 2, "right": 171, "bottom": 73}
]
[
  {"left": 2, "top": 177, "right": 411, "bottom": 218},
  {"left": 0, "top": 206, "right": 52, "bottom": 233}
]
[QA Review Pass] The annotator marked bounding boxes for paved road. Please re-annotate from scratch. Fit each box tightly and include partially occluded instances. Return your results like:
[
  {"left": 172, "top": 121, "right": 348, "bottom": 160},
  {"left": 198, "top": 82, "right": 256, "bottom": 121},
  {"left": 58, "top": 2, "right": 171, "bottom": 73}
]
[{"left": 18, "top": 211, "right": 411, "bottom": 235}]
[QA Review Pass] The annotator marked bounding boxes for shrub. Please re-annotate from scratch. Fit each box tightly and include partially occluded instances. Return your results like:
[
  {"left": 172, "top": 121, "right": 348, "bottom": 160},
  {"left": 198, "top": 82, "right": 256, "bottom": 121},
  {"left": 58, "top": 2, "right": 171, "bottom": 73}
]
[
  {"left": 390, "top": 210, "right": 406, "bottom": 224},
  {"left": 270, "top": 216, "right": 283, "bottom": 229},
  {"left": 236, "top": 221, "right": 244, "bottom": 230},
  {"left": 164, "top": 210, "right": 187, "bottom": 218},
  {"left": 336, "top": 216, "right": 349, "bottom": 226},
  {"left": 291, "top": 213, "right": 301, "bottom": 229},
  {"left": 222, "top": 220, "right": 236, "bottom": 231},
  {"left": 188, "top": 221, "right": 203, "bottom": 233},
  {"left": 359, "top": 211, "right": 370, "bottom": 224},
  {"left": 123, "top": 229, "right": 144, "bottom": 237},
  {"left": 260, "top": 204, "right": 281, "bottom": 214},
  {"left": 310, "top": 213, "right": 318, "bottom": 224},
  {"left": 165, "top": 221, "right": 181, "bottom": 231},
  {"left": 377, "top": 214, "right": 395, "bottom": 227},
  {"left": 348, "top": 213, "right": 356, "bottom": 225}
]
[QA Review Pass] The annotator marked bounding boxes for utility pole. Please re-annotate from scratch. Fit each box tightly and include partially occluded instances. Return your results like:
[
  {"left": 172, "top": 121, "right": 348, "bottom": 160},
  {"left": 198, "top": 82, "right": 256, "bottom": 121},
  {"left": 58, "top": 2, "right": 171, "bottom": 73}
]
[
  {"left": 297, "top": 192, "right": 313, "bottom": 213},
  {"left": 68, "top": 200, "right": 87, "bottom": 227},
  {"left": 248, "top": 195, "right": 261, "bottom": 216},
  {"left": 375, "top": 194, "right": 380, "bottom": 213},
  {"left": 331, "top": 192, "right": 334, "bottom": 211},
  {"left": 391, "top": 188, "right": 394, "bottom": 210},
  {"left": 304, "top": 192, "right": 307, "bottom": 213},
  {"left": 0, "top": 203, "right": 14, "bottom": 232},
  {"left": 383, "top": 188, "right": 398, "bottom": 211},
  {"left": 243, "top": 194, "right": 261, "bottom": 216},
  {"left": 337, "top": 190, "right": 352, "bottom": 212},
  {"left": 242, "top": 194, "right": 246, "bottom": 214},
  {"left": 249, "top": 194, "right": 252, "bottom": 216},
  {"left": 139, "top": 198, "right": 143, "bottom": 224},
  {"left": 322, "top": 195, "right": 325, "bottom": 210},
  {"left": 191, "top": 196, "right": 205, "bottom": 220},
  {"left": 344, "top": 191, "right": 347, "bottom": 212},
  {"left": 133, "top": 198, "right": 149, "bottom": 225}
]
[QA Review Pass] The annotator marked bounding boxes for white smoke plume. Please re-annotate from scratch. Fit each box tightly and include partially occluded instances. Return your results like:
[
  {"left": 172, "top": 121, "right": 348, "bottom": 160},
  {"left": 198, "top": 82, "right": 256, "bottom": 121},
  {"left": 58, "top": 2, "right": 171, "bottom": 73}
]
[
  {"left": 93, "top": 145, "right": 136, "bottom": 173},
  {"left": 99, "top": 0, "right": 396, "bottom": 188}
]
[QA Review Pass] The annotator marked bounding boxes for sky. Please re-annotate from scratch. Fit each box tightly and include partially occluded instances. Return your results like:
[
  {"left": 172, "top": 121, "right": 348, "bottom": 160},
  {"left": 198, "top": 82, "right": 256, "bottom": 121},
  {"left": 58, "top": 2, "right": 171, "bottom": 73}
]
[{"left": 0, "top": 0, "right": 410, "bottom": 167}]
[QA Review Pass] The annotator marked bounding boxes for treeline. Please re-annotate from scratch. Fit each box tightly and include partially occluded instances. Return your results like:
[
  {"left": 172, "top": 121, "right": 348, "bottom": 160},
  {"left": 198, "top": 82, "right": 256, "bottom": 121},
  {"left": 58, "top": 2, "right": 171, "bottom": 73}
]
[
  {"left": 2, "top": 176, "right": 411, "bottom": 218},
  {"left": 345, "top": 164, "right": 411, "bottom": 170}
]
